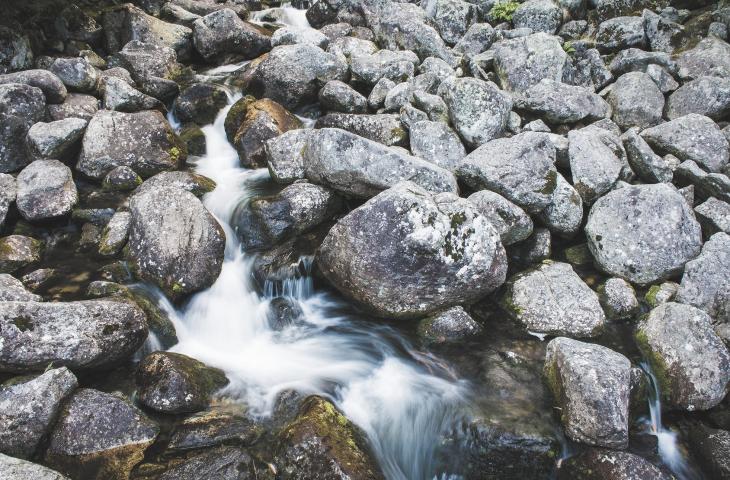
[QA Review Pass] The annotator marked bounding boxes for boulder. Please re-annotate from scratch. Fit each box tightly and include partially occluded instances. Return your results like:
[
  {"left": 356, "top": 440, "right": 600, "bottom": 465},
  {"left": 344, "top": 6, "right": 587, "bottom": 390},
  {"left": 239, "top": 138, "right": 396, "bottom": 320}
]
[
  {"left": 666, "top": 76, "right": 730, "bottom": 121},
  {"left": 158, "top": 446, "right": 256, "bottom": 480},
  {"left": 0, "top": 83, "right": 46, "bottom": 173},
  {"left": 585, "top": 183, "right": 702, "bottom": 285},
  {"left": 272, "top": 26, "right": 329, "bottom": 49},
  {"left": 492, "top": 33, "right": 568, "bottom": 93},
  {"left": 101, "top": 77, "right": 162, "bottom": 113},
  {"left": 417, "top": 306, "right": 482, "bottom": 344},
  {"left": 516, "top": 79, "right": 610, "bottom": 124},
  {"left": 688, "top": 424, "right": 730, "bottom": 480},
  {"left": 47, "top": 93, "right": 98, "bottom": 122},
  {"left": 422, "top": 0, "right": 478, "bottom": 45},
  {"left": 50, "top": 58, "right": 99, "bottom": 94},
  {"left": 0, "top": 454, "right": 69, "bottom": 480},
  {"left": 675, "top": 37, "right": 730, "bottom": 80},
  {"left": 0, "top": 70, "right": 66, "bottom": 104},
  {"left": 192, "top": 8, "right": 270, "bottom": 61},
  {"left": 233, "top": 98, "right": 301, "bottom": 169},
  {"left": 0, "top": 300, "right": 147, "bottom": 373},
  {"left": 467, "top": 190, "right": 533, "bottom": 245},
  {"left": 103, "top": 166, "right": 142, "bottom": 192},
  {"left": 513, "top": 0, "right": 564, "bottom": 34},
  {"left": 502, "top": 261, "right": 605, "bottom": 338},
  {"left": 0, "top": 367, "right": 77, "bottom": 458},
  {"left": 166, "top": 407, "right": 261, "bottom": 452},
  {"left": 636, "top": 302, "right": 730, "bottom": 411},
  {"left": 695, "top": 198, "right": 730, "bottom": 236},
  {"left": 26, "top": 118, "right": 87, "bottom": 160},
  {"left": 350, "top": 50, "right": 418, "bottom": 86},
  {"left": 598, "top": 278, "right": 639, "bottom": 321},
  {"left": 317, "top": 182, "right": 507, "bottom": 318},
  {"left": 134, "top": 171, "right": 216, "bottom": 198},
  {"left": 0, "top": 235, "right": 42, "bottom": 274},
  {"left": 0, "top": 173, "right": 15, "bottom": 227},
  {"left": 621, "top": 128, "right": 672, "bottom": 183},
  {"left": 265, "top": 129, "right": 313, "bottom": 184},
  {"left": 409, "top": 120, "right": 465, "bottom": 171},
  {"left": 173, "top": 82, "right": 229, "bottom": 125},
  {"left": 544, "top": 337, "right": 631, "bottom": 448},
  {"left": 45, "top": 388, "right": 159, "bottom": 480},
  {"left": 558, "top": 448, "right": 672, "bottom": 479},
  {"left": 595, "top": 16, "right": 646, "bottom": 52},
  {"left": 453, "top": 23, "right": 495, "bottom": 55},
  {"left": 537, "top": 172, "right": 583, "bottom": 238},
  {"left": 0, "top": 274, "right": 40, "bottom": 301},
  {"left": 16, "top": 160, "right": 78, "bottom": 222},
  {"left": 98, "top": 211, "right": 131, "bottom": 257},
  {"left": 318, "top": 80, "right": 367, "bottom": 114},
  {"left": 127, "top": 186, "right": 225, "bottom": 300},
  {"left": 568, "top": 129, "right": 624, "bottom": 204},
  {"left": 314, "top": 113, "right": 408, "bottom": 147},
  {"left": 607, "top": 72, "right": 663, "bottom": 130}
]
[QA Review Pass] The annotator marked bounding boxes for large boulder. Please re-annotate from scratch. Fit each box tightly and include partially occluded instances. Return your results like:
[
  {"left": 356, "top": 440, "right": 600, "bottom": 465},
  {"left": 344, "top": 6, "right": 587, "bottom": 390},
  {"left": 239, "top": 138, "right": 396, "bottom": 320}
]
[
  {"left": 516, "top": 79, "right": 610, "bottom": 124},
  {"left": 16, "top": 160, "right": 78, "bottom": 222},
  {"left": 0, "top": 454, "right": 69, "bottom": 480},
  {"left": 568, "top": 128, "right": 624, "bottom": 204},
  {"left": 558, "top": 448, "right": 672, "bottom": 479},
  {"left": 0, "top": 300, "right": 147, "bottom": 373},
  {"left": 45, "top": 388, "right": 159, "bottom": 480},
  {"left": 77, "top": 110, "right": 185, "bottom": 180},
  {"left": 233, "top": 98, "right": 301, "bottom": 169},
  {"left": 688, "top": 424, "right": 730, "bottom": 480},
  {"left": 545, "top": 337, "right": 631, "bottom": 448},
  {"left": 585, "top": 183, "right": 702, "bottom": 285},
  {"left": 457, "top": 132, "right": 557, "bottom": 214},
  {"left": 0, "top": 70, "right": 67, "bottom": 104},
  {"left": 303, "top": 128, "right": 458, "bottom": 198},
  {"left": 666, "top": 76, "right": 730, "bottom": 121},
  {"left": 0, "top": 83, "right": 46, "bottom": 173},
  {"left": 26, "top": 118, "right": 87, "bottom": 160},
  {"left": 47, "top": 93, "right": 98, "bottom": 122},
  {"left": 173, "top": 82, "right": 229, "bottom": 125},
  {"left": 0, "top": 367, "right": 77, "bottom": 458},
  {"left": 636, "top": 302, "right": 730, "bottom": 411},
  {"left": 192, "top": 8, "right": 270, "bottom": 61},
  {"left": 621, "top": 128, "right": 672, "bottom": 184},
  {"left": 317, "top": 182, "right": 507, "bottom": 319},
  {"left": 595, "top": 16, "right": 646, "bottom": 52},
  {"left": 101, "top": 77, "right": 163, "bottom": 113},
  {"left": 127, "top": 186, "right": 225, "bottom": 300},
  {"left": 492, "top": 33, "right": 568, "bottom": 93},
  {"left": 501, "top": 261, "right": 605, "bottom": 338},
  {"left": 607, "top": 72, "right": 664, "bottom": 130}
]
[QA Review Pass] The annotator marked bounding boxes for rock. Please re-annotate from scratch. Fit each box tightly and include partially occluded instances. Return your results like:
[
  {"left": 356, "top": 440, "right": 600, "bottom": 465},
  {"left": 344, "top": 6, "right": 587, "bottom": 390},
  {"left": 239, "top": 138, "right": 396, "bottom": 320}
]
[
  {"left": 537, "top": 172, "right": 583, "bottom": 238},
  {"left": 417, "top": 306, "right": 481, "bottom": 344},
  {"left": 0, "top": 274, "right": 40, "bottom": 301},
  {"left": 277, "top": 396, "right": 384, "bottom": 480},
  {"left": 0, "top": 454, "right": 69, "bottom": 480},
  {"left": 0, "top": 367, "right": 77, "bottom": 458},
  {"left": 688, "top": 424, "right": 730, "bottom": 480},
  {"left": 453, "top": 23, "right": 495, "bottom": 55},
  {"left": 0, "top": 70, "right": 67, "bottom": 104},
  {"left": 318, "top": 80, "right": 367, "bottom": 113},
  {"left": 467, "top": 190, "right": 533, "bottom": 245},
  {"left": 47, "top": 93, "right": 98, "bottom": 122},
  {"left": 676, "top": 37, "right": 730, "bottom": 80},
  {"left": 265, "top": 129, "right": 313, "bottom": 184},
  {"left": 16, "top": 160, "right": 78, "bottom": 222},
  {"left": 636, "top": 302, "right": 730, "bottom": 411},
  {"left": 158, "top": 446, "right": 256, "bottom": 480},
  {"left": 607, "top": 72, "right": 663, "bottom": 130},
  {"left": 303, "top": 128, "right": 457, "bottom": 198},
  {"left": 640, "top": 114, "right": 729, "bottom": 173},
  {"left": 135, "top": 352, "right": 228, "bottom": 414},
  {"left": 694, "top": 198, "right": 730, "bottom": 236},
  {"left": 128, "top": 186, "right": 225, "bottom": 300},
  {"left": 646, "top": 64, "right": 678, "bottom": 93},
  {"left": 666, "top": 76, "right": 730, "bottom": 121},
  {"left": 544, "top": 337, "right": 630, "bottom": 448},
  {"left": 608, "top": 48, "right": 676, "bottom": 76},
  {"left": 167, "top": 406, "right": 261, "bottom": 452},
  {"left": 643, "top": 9, "right": 683, "bottom": 54},
  {"left": 103, "top": 166, "right": 143, "bottom": 192},
  {"left": 113, "top": 40, "right": 181, "bottom": 88},
  {"left": 135, "top": 171, "right": 216, "bottom": 198},
  {"left": 98, "top": 211, "right": 131, "bottom": 257},
  {"left": 409, "top": 120, "right": 465, "bottom": 171},
  {"left": 174, "top": 83, "right": 229, "bottom": 126},
  {"left": 675, "top": 232, "right": 730, "bottom": 323},
  {"left": 78, "top": 110, "right": 185, "bottom": 180},
  {"left": 351, "top": 50, "right": 418, "bottom": 86},
  {"left": 169, "top": 0, "right": 249, "bottom": 18},
  {"left": 0, "top": 84, "right": 46, "bottom": 173},
  {"left": 492, "top": 33, "right": 568, "bottom": 93},
  {"left": 317, "top": 182, "right": 506, "bottom": 318},
  {"left": 273, "top": 26, "right": 329, "bottom": 49},
  {"left": 50, "top": 57, "right": 99, "bottom": 93},
  {"left": 510, "top": 227, "right": 553, "bottom": 267},
  {"left": 233, "top": 98, "right": 301, "bottom": 169},
  {"left": 585, "top": 183, "right": 702, "bottom": 285},
  {"left": 0, "top": 235, "right": 42, "bottom": 274},
  {"left": 598, "top": 278, "right": 639, "bottom": 321},
  {"left": 161, "top": 3, "right": 201, "bottom": 27},
  {"left": 314, "top": 113, "right": 408, "bottom": 147},
  {"left": 233, "top": 182, "right": 341, "bottom": 250},
  {"left": 327, "top": 36, "right": 378, "bottom": 60},
  {"left": 502, "top": 261, "right": 605, "bottom": 337},
  {"left": 0, "top": 300, "right": 147, "bottom": 373},
  {"left": 101, "top": 77, "right": 162, "bottom": 113},
  {"left": 26, "top": 118, "right": 87, "bottom": 160},
  {"left": 645, "top": 281, "right": 679, "bottom": 308},
  {"left": 558, "top": 448, "right": 672, "bottom": 479},
  {"left": 0, "top": 173, "right": 15, "bottom": 227},
  {"left": 674, "top": 160, "right": 730, "bottom": 203},
  {"left": 45, "top": 388, "right": 159, "bottom": 480},
  {"left": 621, "top": 128, "right": 672, "bottom": 183},
  {"left": 513, "top": 0, "right": 563, "bottom": 34},
  {"left": 193, "top": 9, "right": 270, "bottom": 61},
  {"left": 244, "top": 44, "right": 348, "bottom": 110},
  {"left": 458, "top": 132, "right": 557, "bottom": 214},
  {"left": 568, "top": 129, "right": 623, "bottom": 204},
  {"left": 516, "top": 79, "right": 610, "bottom": 124},
  {"left": 595, "top": 16, "right": 646, "bottom": 52},
  {"left": 422, "top": 0, "right": 478, "bottom": 45}
]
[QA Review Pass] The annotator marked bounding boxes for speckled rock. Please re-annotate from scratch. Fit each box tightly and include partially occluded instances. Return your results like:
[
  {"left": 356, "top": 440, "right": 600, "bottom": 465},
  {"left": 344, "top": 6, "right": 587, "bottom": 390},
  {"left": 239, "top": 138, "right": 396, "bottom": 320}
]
[
  {"left": 0, "top": 454, "right": 69, "bottom": 480},
  {"left": 0, "top": 70, "right": 67, "bottom": 104},
  {"left": 233, "top": 98, "right": 302, "bottom": 169},
  {"left": 621, "top": 128, "right": 672, "bottom": 184},
  {"left": 47, "top": 93, "right": 98, "bottom": 122},
  {"left": 16, "top": 160, "right": 78, "bottom": 222},
  {"left": 688, "top": 424, "right": 730, "bottom": 480},
  {"left": 134, "top": 171, "right": 216, "bottom": 198},
  {"left": 607, "top": 72, "right": 663, "bottom": 130},
  {"left": 636, "top": 302, "right": 730, "bottom": 411},
  {"left": 545, "top": 337, "right": 630, "bottom": 448},
  {"left": 317, "top": 182, "right": 507, "bottom": 318},
  {"left": 101, "top": 77, "right": 163, "bottom": 113},
  {"left": 173, "top": 82, "right": 229, "bottom": 125},
  {"left": 0, "top": 273, "right": 40, "bottom": 301},
  {"left": 422, "top": 0, "right": 478, "bottom": 45},
  {"left": 0, "top": 235, "right": 42, "bottom": 274},
  {"left": 666, "top": 76, "right": 730, "bottom": 121},
  {"left": 50, "top": 57, "right": 99, "bottom": 93},
  {"left": 492, "top": 33, "right": 567, "bottom": 93},
  {"left": 192, "top": 8, "right": 270, "bottom": 61},
  {"left": 351, "top": 50, "right": 417, "bottom": 86},
  {"left": 265, "top": 129, "right": 313, "bottom": 184},
  {"left": 98, "top": 211, "right": 131, "bottom": 257},
  {"left": 513, "top": 0, "right": 563, "bottom": 34},
  {"left": 537, "top": 172, "right": 583, "bottom": 238},
  {"left": 595, "top": 16, "right": 646, "bottom": 52},
  {"left": 417, "top": 306, "right": 482, "bottom": 344},
  {"left": 102, "top": 166, "right": 142, "bottom": 192},
  {"left": 409, "top": 120, "right": 465, "bottom": 171},
  {"left": 26, "top": 118, "right": 87, "bottom": 160},
  {"left": 0, "top": 83, "right": 46, "bottom": 173},
  {"left": 676, "top": 37, "right": 730, "bottom": 80},
  {"left": 516, "top": 79, "right": 610, "bottom": 124},
  {"left": 314, "top": 113, "right": 408, "bottom": 147},
  {"left": 318, "top": 80, "right": 367, "bottom": 114},
  {"left": 558, "top": 448, "right": 672, "bottom": 479},
  {"left": 467, "top": 190, "right": 533, "bottom": 245},
  {"left": 158, "top": 446, "right": 256, "bottom": 480},
  {"left": 645, "top": 281, "right": 679, "bottom": 308},
  {"left": 598, "top": 278, "right": 639, "bottom": 321},
  {"left": 0, "top": 173, "right": 16, "bottom": 227},
  {"left": 453, "top": 23, "right": 495, "bottom": 55},
  {"left": 694, "top": 198, "right": 730, "bottom": 236},
  {"left": 273, "top": 26, "right": 329, "bottom": 49}
]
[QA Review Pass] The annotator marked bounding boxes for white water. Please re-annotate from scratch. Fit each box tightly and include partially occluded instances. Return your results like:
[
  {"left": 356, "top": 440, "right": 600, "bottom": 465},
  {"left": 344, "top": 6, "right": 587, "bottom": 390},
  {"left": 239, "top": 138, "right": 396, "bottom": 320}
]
[
  {"left": 162, "top": 95, "right": 468, "bottom": 479},
  {"left": 249, "top": 2, "right": 311, "bottom": 29}
]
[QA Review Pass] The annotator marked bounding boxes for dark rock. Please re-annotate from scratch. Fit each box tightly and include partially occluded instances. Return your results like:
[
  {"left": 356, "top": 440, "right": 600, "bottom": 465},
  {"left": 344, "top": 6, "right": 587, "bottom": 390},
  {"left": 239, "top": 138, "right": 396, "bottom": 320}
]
[
  {"left": 0, "top": 84, "right": 46, "bottom": 173},
  {"left": 558, "top": 448, "right": 672, "bottom": 479},
  {"left": 26, "top": 118, "right": 87, "bottom": 160},
  {"left": 159, "top": 446, "right": 255, "bottom": 480},
  {"left": 417, "top": 306, "right": 482, "bottom": 344},
  {"left": 0, "top": 235, "right": 42, "bottom": 274},
  {"left": 0, "top": 70, "right": 66, "bottom": 104},
  {"left": 232, "top": 98, "right": 301, "bottom": 169},
  {"left": 173, "top": 83, "right": 229, "bottom": 125},
  {"left": 47, "top": 93, "right": 98, "bottom": 122},
  {"left": 192, "top": 8, "right": 271, "bottom": 62},
  {"left": 16, "top": 160, "right": 78, "bottom": 222}
]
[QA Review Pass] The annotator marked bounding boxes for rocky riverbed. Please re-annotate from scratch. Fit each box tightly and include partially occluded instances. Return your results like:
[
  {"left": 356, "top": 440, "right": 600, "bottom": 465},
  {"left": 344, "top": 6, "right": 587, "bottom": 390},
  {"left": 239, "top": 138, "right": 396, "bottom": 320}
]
[{"left": 0, "top": 0, "right": 729, "bottom": 479}]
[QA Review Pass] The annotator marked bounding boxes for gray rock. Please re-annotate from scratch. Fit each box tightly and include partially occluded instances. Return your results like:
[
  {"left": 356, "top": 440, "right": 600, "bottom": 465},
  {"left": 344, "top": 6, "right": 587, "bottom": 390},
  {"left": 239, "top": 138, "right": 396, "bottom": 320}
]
[
  {"left": 135, "top": 171, "right": 216, "bottom": 198},
  {"left": 636, "top": 302, "right": 730, "bottom": 411},
  {"left": 458, "top": 132, "right": 557, "bottom": 214},
  {"left": 166, "top": 407, "right": 261, "bottom": 452},
  {"left": 544, "top": 337, "right": 630, "bottom": 447},
  {"left": 643, "top": 9, "right": 683, "bottom": 54},
  {"left": 694, "top": 198, "right": 730, "bottom": 236},
  {"left": 0, "top": 367, "right": 77, "bottom": 458},
  {"left": 50, "top": 58, "right": 99, "bottom": 94},
  {"left": 676, "top": 37, "right": 730, "bottom": 80},
  {"left": 688, "top": 424, "right": 730, "bottom": 480},
  {"left": 453, "top": 23, "right": 495, "bottom": 55},
  {"left": 537, "top": 172, "right": 583, "bottom": 238},
  {"left": 317, "top": 182, "right": 507, "bottom": 318},
  {"left": 351, "top": 50, "right": 417, "bottom": 86},
  {"left": 468, "top": 190, "right": 533, "bottom": 245},
  {"left": 327, "top": 36, "right": 378, "bottom": 61},
  {"left": 412, "top": 90, "right": 449, "bottom": 123},
  {"left": 558, "top": 448, "right": 672, "bottom": 479},
  {"left": 16, "top": 160, "right": 78, "bottom": 222},
  {"left": 47, "top": 93, "right": 98, "bottom": 122},
  {"left": 641, "top": 114, "right": 729, "bottom": 173},
  {"left": 646, "top": 64, "right": 679, "bottom": 93},
  {"left": 0, "top": 454, "right": 69, "bottom": 480},
  {"left": 0, "top": 235, "right": 42, "bottom": 274},
  {"left": 409, "top": 120, "right": 465, "bottom": 171},
  {"left": 513, "top": 0, "right": 563, "bottom": 34},
  {"left": 422, "top": 0, "right": 478, "bottom": 45},
  {"left": 128, "top": 186, "right": 225, "bottom": 300},
  {"left": 113, "top": 40, "right": 181, "bottom": 91},
  {"left": 161, "top": 3, "right": 201, "bottom": 27},
  {"left": 502, "top": 261, "right": 605, "bottom": 337},
  {"left": 608, "top": 48, "right": 676, "bottom": 76},
  {"left": 173, "top": 83, "right": 229, "bottom": 125},
  {"left": 0, "top": 84, "right": 46, "bottom": 173},
  {"left": 158, "top": 446, "right": 255, "bottom": 480},
  {"left": 568, "top": 128, "right": 623, "bottom": 204},
  {"left": 78, "top": 110, "right": 185, "bottom": 180},
  {"left": 303, "top": 128, "right": 457, "bottom": 198},
  {"left": 98, "top": 211, "right": 131, "bottom": 257},
  {"left": 0, "top": 70, "right": 66, "bottom": 104},
  {"left": 598, "top": 277, "right": 639, "bottom": 321},
  {"left": 192, "top": 9, "right": 270, "bottom": 61},
  {"left": 585, "top": 183, "right": 702, "bottom": 285},
  {"left": 621, "top": 127, "right": 672, "bottom": 183},
  {"left": 0, "top": 173, "right": 15, "bottom": 227},
  {"left": 315, "top": 113, "right": 408, "bottom": 147},
  {"left": 318, "top": 80, "right": 367, "bottom": 113},
  {"left": 272, "top": 26, "right": 329, "bottom": 49},
  {"left": 26, "top": 118, "right": 87, "bottom": 160},
  {"left": 516, "top": 79, "right": 610, "bottom": 124},
  {"left": 674, "top": 160, "right": 730, "bottom": 203},
  {"left": 45, "top": 388, "right": 158, "bottom": 480},
  {"left": 417, "top": 306, "right": 482, "bottom": 344},
  {"left": 595, "top": 16, "right": 645, "bottom": 52},
  {"left": 0, "top": 300, "right": 147, "bottom": 373},
  {"left": 438, "top": 76, "right": 512, "bottom": 148},
  {"left": 492, "top": 32, "right": 568, "bottom": 92},
  {"left": 607, "top": 72, "right": 663, "bottom": 130},
  {"left": 101, "top": 76, "right": 162, "bottom": 113},
  {"left": 265, "top": 129, "right": 313, "bottom": 184},
  {"left": 0, "top": 274, "right": 40, "bottom": 301},
  {"left": 676, "top": 232, "right": 730, "bottom": 323},
  {"left": 103, "top": 166, "right": 142, "bottom": 192},
  {"left": 645, "top": 281, "right": 679, "bottom": 308},
  {"left": 665, "top": 76, "right": 730, "bottom": 121},
  {"left": 510, "top": 227, "right": 553, "bottom": 267},
  {"left": 594, "top": 0, "right": 658, "bottom": 21}
]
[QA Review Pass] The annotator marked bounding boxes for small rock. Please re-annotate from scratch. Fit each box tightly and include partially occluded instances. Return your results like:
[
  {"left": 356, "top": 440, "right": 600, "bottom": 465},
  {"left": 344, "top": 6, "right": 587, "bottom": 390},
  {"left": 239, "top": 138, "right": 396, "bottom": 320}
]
[
  {"left": 598, "top": 278, "right": 639, "bottom": 321},
  {"left": 417, "top": 306, "right": 482, "bottom": 344},
  {"left": 0, "top": 235, "right": 42, "bottom": 274},
  {"left": 16, "top": 160, "right": 78, "bottom": 222},
  {"left": 0, "top": 273, "right": 40, "bottom": 301},
  {"left": 467, "top": 190, "right": 533, "bottom": 245},
  {"left": 26, "top": 118, "right": 87, "bottom": 160},
  {"left": 607, "top": 71, "right": 663, "bottom": 130},
  {"left": 98, "top": 211, "right": 131, "bottom": 257},
  {"left": 173, "top": 82, "right": 229, "bottom": 125},
  {"left": 50, "top": 57, "right": 99, "bottom": 93},
  {"left": 318, "top": 80, "right": 367, "bottom": 114},
  {"left": 102, "top": 165, "right": 142, "bottom": 191}
]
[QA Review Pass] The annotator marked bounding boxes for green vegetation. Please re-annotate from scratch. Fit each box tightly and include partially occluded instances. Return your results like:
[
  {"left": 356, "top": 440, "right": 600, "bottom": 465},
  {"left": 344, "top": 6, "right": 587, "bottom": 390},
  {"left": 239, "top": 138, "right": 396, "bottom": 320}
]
[
  {"left": 563, "top": 41, "right": 576, "bottom": 56},
  {"left": 490, "top": 1, "right": 521, "bottom": 22}
]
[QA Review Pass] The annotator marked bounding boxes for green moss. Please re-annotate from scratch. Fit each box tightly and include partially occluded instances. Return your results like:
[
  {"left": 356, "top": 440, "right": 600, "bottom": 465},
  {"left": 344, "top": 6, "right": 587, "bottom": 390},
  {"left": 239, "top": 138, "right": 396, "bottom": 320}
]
[
  {"left": 499, "top": 287, "right": 524, "bottom": 317},
  {"left": 562, "top": 41, "right": 576, "bottom": 56},
  {"left": 490, "top": 1, "right": 521, "bottom": 22},
  {"left": 645, "top": 285, "right": 661, "bottom": 307},
  {"left": 634, "top": 327, "right": 672, "bottom": 402}
]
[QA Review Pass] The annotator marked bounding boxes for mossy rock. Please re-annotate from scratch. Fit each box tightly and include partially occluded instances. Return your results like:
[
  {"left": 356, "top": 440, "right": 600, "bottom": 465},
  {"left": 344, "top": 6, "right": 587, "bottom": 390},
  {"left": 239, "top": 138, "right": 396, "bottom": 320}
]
[
  {"left": 179, "top": 123, "right": 206, "bottom": 157},
  {"left": 224, "top": 95, "right": 257, "bottom": 143}
]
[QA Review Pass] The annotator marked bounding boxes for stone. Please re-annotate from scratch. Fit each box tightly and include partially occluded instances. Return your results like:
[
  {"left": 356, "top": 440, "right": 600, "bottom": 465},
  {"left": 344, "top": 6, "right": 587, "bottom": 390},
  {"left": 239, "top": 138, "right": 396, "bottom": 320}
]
[
  {"left": 272, "top": 26, "right": 329, "bottom": 49},
  {"left": 568, "top": 129, "right": 623, "bottom": 204},
  {"left": 314, "top": 113, "right": 408, "bottom": 147},
  {"left": 0, "top": 274, "right": 40, "bottom": 301},
  {"left": 492, "top": 32, "right": 568, "bottom": 93},
  {"left": 417, "top": 306, "right": 482, "bottom": 344},
  {"left": 636, "top": 302, "right": 730, "bottom": 411},
  {"left": 0, "top": 70, "right": 66, "bottom": 104},
  {"left": 26, "top": 118, "right": 87, "bottom": 160},
  {"left": 645, "top": 281, "right": 679, "bottom": 308},
  {"left": 47, "top": 93, "right": 98, "bottom": 122},
  {"left": 233, "top": 98, "right": 302, "bottom": 169},
  {"left": 265, "top": 129, "right": 313, "bottom": 184},
  {"left": 595, "top": 16, "right": 646, "bottom": 52},
  {"left": 621, "top": 128, "right": 672, "bottom": 184},
  {"left": 598, "top": 278, "right": 639, "bottom": 321},
  {"left": 98, "top": 211, "right": 131, "bottom": 257},
  {"left": 0, "top": 367, "right": 77, "bottom": 458},
  {"left": 16, "top": 160, "right": 78, "bottom": 222},
  {"left": 0, "top": 173, "right": 15, "bottom": 227},
  {"left": 0, "top": 454, "right": 69, "bottom": 480},
  {"left": 467, "top": 190, "right": 533, "bottom": 245},
  {"left": 158, "top": 446, "right": 256, "bottom": 480},
  {"left": 173, "top": 82, "right": 229, "bottom": 125},
  {"left": 688, "top": 424, "right": 730, "bottom": 480},
  {"left": 422, "top": 0, "right": 478, "bottom": 45},
  {"left": 134, "top": 171, "right": 216, "bottom": 198},
  {"left": 513, "top": 0, "right": 564, "bottom": 34},
  {"left": 45, "top": 388, "right": 159, "bottom": 480},
  {"left": 453, "top": 23, "right": 495, "bottom": 55},
  {"left": 136, "top": 352, "right": 228, "bottom": 414},
  {"left": 317, "top": 182, "right": 506, "bottom": 319},
  {"left": 516, "top": 79, "right": 610, "bottom": 124},
  {"left": 544, "top": 337, "right": 631, "bottom": 448},
  {"left": 50, "top": 57, "right": 99, "bottom": 93},
  {"left": 193, "top": 9, "right": 270, "bottom": 61},
  {"left": 608, "top": 48, "right": 676, "bottom": 76},
  {"left": 502, "top": 261, "right": 605, "bottom": 338},
  {"left": 607, "top": 72, "right": 663, "bottom": 130},
  {"left": 101, "top": 76, "right": 162, "bottom": 113},
  {"left": 0, "top": 235, "right": 42, "bottom": 274},
  {"left": 674, "top": 160, "right": 730, "bottom": 203},
  {"left": 643, "top": 9, "right": 683, "bottom": 54},
  {"left": 350, "top": 50, "right": 418, "bottom": 86},
  {"left": 666, "top": 76, "right": 730, "bottom": 121},
  {"left": 113, "top": 40, "right": 181, "bottom": 86},
  {"left": 585, "top": 183, "right": 702, "bottom": 285},
  {"left": 103, "top": 166, "right": 142, "bottom": 192},
  {"left": 558, "top": 448, "right": 672, "bottom": 479},
  {"left": 646, "top": 64, "right": 678, "bottom": 93},
  {"left": 409, "top": 120, "right": 465, "bottom": 171},
  {"left": 0, "top": 84, "right": 46, "bottom": 173},
  {"left": 318, "top": 80, "right": 367, "bottom": 113},
  {"left": 538, "top": 172, "right": 583, "bottom": 238},
  {"left": 694, "top": 198, "right": 730, "bottom": 236},
  {"left": 166, "top": 407, "right": 261, "bottom": 452},
  {"left": 676, "top": 37, "right": 730, "bottom": 80}
]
